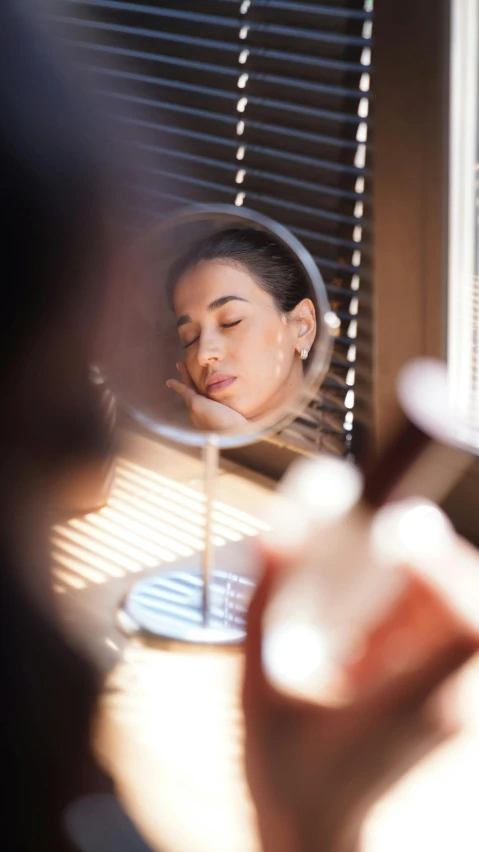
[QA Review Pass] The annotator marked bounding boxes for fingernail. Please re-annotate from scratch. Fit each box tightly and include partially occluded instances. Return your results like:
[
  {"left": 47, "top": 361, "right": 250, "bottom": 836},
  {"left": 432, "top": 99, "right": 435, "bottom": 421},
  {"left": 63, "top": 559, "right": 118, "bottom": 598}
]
[
  {"left": 166, "top": 380, "right": 172, "bottom": 388},
  {"left": 176, "top": 363, "right": 180, "bottom": 372}
]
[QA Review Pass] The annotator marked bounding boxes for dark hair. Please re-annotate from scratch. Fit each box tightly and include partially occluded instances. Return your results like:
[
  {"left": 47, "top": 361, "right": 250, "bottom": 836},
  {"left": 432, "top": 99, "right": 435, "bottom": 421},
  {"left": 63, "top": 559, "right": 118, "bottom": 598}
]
[
  {"left": 168, "top": 227, "right": 311, "bottom": 313},
  {"left": 0, "top": 6, "right": 108, "bottom": 374},
  {"left": 0, "top": 5, "right": 112, "bottom": 850}
]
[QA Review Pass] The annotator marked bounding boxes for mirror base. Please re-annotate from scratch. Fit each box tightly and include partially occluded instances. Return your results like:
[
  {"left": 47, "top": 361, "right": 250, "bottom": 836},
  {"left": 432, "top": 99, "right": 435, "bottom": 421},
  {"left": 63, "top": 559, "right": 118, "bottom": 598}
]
[{"left": 117, "top": 565, "right": 255, "bottom": 646}]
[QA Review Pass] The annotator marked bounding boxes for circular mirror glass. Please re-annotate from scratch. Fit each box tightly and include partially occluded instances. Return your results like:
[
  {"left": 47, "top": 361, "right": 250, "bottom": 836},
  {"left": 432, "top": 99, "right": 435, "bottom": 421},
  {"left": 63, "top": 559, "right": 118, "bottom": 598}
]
[
  {"left": 103, "top": 204, "right": 337, "bottom": 450},
  {"left": 100, "top": 204, "right": 338, "bottom": 645}
]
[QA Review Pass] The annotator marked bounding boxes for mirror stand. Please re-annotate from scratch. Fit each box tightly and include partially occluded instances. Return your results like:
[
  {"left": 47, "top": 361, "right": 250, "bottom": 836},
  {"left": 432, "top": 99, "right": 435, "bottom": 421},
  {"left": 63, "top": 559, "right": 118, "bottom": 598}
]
[
  {"left": 117, "top": 437, "right": 255, "bottom": 646},
  {"left": 109, "top": 204, "right": 335, "bottom": 648}
]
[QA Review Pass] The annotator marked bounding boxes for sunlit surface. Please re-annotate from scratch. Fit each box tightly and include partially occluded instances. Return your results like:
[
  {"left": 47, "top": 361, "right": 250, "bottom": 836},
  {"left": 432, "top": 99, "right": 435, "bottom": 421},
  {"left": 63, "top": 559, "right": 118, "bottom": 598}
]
[
  {"left": 53, "top": 440, "right": 479, "bottom": 852},
  {"left": 121, "top": 568, "right": 255, "bottom": 644},
  {"left": 95, "top": 618, "right": 479, "bottom": 852},
  {"left": 52, "top": 457, "right": 268, "bottom": 594},
  {"left": 52, "top": 441, "right": 269, "bottom": 851},
  {"left": 363, "top": 654, "right": 479, "bottom": 852},
  {"left": 96, "top": 647, "right": 260, "bottom": 852}
]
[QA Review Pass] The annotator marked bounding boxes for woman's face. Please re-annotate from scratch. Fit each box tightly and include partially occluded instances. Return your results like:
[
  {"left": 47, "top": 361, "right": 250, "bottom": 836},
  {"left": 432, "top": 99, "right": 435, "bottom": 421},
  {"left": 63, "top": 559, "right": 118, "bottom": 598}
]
[{"left": 173, "top": 260, "right": 314, "bottom": 420}]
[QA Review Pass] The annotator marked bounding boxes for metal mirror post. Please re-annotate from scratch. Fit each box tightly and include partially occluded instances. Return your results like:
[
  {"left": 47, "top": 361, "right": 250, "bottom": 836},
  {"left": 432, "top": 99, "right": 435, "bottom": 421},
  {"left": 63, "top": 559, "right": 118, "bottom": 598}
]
[{"left": 102, "top": 205, "right": 338, "bottom": 646}]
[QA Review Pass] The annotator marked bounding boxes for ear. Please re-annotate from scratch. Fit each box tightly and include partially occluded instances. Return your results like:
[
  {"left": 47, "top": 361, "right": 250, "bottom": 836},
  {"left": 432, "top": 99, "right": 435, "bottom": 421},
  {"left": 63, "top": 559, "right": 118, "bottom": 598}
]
[{"left": 289, "top": 298, "right": 317, "bottom": 357}]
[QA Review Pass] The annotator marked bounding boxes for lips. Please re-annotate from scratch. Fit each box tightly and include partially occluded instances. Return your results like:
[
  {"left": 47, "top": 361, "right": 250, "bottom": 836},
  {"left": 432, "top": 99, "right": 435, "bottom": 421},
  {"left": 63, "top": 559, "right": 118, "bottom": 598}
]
[{"left": 205, "top": 373, "right": 237, "bottom": 394}]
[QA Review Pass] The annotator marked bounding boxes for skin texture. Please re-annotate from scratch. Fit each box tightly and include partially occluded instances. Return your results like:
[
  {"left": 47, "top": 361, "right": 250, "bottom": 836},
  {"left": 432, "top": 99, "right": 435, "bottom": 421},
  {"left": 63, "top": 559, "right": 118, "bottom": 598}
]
[
  {"left": 166, "top": 260, "right": 316, "bottom": 431},
  {"left": 242, "top": 550, "right": 478, "bottom": 852}
]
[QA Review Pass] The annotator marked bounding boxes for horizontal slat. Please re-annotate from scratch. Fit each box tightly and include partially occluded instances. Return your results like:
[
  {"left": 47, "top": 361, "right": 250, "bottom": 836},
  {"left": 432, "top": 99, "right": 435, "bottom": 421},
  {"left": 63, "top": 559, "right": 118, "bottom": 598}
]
[
  {"left": 331, "top": 353, "right": 354, "bottom": 370},
  {"left": 87, "top": 63, "right": 364, "bottom": 137},
  {"left": 234, "top": 193, "right": 361, "bottom": 249},
  {"left": 243, "top": 132, "right": 369, "bottom": 174},
  {"left": 325, "top": 369, "right": 351, "bottom": 390},
  {"left": 102, "top": 88, "right": 237, "bottom": 129},
  {"left": 286, "top": 418, "right": 348, "bottom": 439},
  {"left": 51, "top": 0, "right": 372, "bottom": 458},
  {"left": 252, "top": 1, "right": 370, "bottom": 20},
  {"left": 246, "top": 28, "right": 369, "bottom": 62},
  {"left": 65, "top": 38, "right": 240, "bottom": 90},
  {"left": 57, "top": 0, "right": 371, "bottom": 35},
  {"left": 124, "top": 143, "right": 239, "bottom": 179},
  {"left": 241, "top": 0, "right": 370, "bottom": 464},
  {"left": 322, "top": 385, "right": 349, "bottom": 407},
  {"left": 124, "top": 166, "right": 367, "bottom": 244},
  {"left": 296, "top": 410, "right": 346, "bottom": 435},
  {"left": 247, "top": 70, "right": 371, "bottom": 103},
  {"left": 131, "top": 173, "right": 235, "bottom": 204},
  {"left": 123, "top": 142, "right": 363, "bottom": 211},
  {"left": 247, "top": 44, "right": 371, "bottom": 80},
  {"left": 105, "top": 94, "right": 369, "bottom": 188},
  {"left": 241, "top": 170, "right": 362, "bottom": 218},
  {"left": 245, "top": 95, "right": 363, "bottom": 131},
  {"left": 112, "top": 114, "right": 238, "bottom": 164},
  {"left": 56, "top": 0, "right": 241, "bottom": 13},
  {"left": 279, "top": 413, "right": 346, "bottom": 435},
  {"left": 56, "top": 0, "right": 240, "bottom": 32},
  {"left": 248, "top": 20, "right": 367, "bottom": 48},
  {"left": 52, "top": 15, "right": 240, "bottom": 65},
  {"left": 269, "top": 428, "right": 347, "bottom": 457},
  {"left": 313, "top": 256, "right": 361, "bottom": 277},
  {"left": 87, "top": 64, "right": 239, "bottom": 113},
  {"left": 121, "top": 196, "right": 200, "bottom": 224}
]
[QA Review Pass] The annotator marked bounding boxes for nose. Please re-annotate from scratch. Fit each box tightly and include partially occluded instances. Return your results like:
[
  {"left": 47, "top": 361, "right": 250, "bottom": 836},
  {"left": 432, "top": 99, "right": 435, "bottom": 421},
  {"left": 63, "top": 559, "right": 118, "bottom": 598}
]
[{"left": 196, "top": 327, "right": 225, "bottom": 367}]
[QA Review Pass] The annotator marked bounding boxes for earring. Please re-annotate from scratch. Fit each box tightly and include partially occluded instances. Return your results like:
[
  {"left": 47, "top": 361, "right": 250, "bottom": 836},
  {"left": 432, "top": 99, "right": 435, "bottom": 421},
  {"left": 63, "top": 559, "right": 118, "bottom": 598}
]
[{"left": 300, "top": 348, "right": 309, "bottom": 361}]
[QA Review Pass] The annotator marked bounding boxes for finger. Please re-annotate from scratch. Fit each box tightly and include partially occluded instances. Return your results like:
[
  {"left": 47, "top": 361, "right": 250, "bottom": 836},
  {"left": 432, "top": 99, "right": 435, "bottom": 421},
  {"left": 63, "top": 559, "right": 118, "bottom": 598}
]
[
  {"left": 243, "top": 551, "right": 338, "bottom": 719},
  {"left": 352, "top": 704, "right": 454, "bottom": 815},
  {"left": 359, "top": 635, "right": 478, "bottom": 732},
  {"left": 177, "top": 361, "right": 196, "bottom": 390},
  {"left": 334, "top": 681, "right": 462, "bottom": 817},
  {"left": 397, "top": 636, "right": 476, "bottom": 710},
  {"left": 166, "top": 378, "right": 197, "bottom": 405},
  {"left": 242, "top": 556, "right": 277, "bottom": 709}
]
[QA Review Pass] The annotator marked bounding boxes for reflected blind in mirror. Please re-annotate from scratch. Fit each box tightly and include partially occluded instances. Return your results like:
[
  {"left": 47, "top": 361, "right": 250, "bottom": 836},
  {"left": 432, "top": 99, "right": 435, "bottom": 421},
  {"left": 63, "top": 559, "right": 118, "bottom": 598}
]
[{"left": 50, "top": 0, "right": 373, "bottom": 457}]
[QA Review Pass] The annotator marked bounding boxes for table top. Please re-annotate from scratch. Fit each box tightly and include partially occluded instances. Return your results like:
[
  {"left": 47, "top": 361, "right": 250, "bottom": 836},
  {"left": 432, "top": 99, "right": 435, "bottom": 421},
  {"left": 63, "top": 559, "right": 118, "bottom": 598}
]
[
  {"left": 53, "top": 428, "right": 479, "bottom": 852},
  {"left": 95, "top": 646, "right": 479, "bottom": 852}
]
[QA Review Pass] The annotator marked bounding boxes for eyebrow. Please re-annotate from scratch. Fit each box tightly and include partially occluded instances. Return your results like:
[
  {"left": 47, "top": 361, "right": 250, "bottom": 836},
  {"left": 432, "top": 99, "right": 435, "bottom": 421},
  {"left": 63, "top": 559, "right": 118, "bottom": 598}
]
[{"left": 176, "top": 295, "right": 250, "bottom": 328}]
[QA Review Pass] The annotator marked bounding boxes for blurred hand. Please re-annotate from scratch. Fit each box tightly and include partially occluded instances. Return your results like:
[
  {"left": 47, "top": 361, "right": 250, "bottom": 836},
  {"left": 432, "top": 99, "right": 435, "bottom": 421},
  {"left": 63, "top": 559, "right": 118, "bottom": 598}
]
[
  {"left": 166, "top": 362, "right": 248, "bottom": 432},
  {"left": 243, "top": 554, "right": 477, "bottom": 852}
]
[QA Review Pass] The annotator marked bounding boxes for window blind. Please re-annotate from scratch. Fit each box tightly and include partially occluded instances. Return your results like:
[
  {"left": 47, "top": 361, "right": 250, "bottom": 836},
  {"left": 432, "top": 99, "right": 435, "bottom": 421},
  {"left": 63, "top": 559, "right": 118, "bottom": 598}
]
[{"left": 51, "top": 0, "right": 373, "bottom": 457}]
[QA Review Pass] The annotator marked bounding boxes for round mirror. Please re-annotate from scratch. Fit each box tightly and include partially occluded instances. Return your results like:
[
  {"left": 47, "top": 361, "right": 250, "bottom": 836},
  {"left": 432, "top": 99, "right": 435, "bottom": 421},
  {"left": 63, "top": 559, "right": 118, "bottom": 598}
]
[
  {"left": 101, "top": 204, "right": 338, "bottom": 645},
  {"left": 105, "top": 205, "right": 337, "bottom": 448}
]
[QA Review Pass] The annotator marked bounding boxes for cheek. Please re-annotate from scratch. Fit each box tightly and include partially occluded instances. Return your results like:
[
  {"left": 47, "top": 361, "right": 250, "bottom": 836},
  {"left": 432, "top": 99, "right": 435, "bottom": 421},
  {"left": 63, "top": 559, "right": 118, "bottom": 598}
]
[
  {"left": 184, "top": 349, "right": 200, "bottom": 381},
  {"left": 236, "top": 322, "right": 294, "bottom": 388},
  {"left": 255, "top": 323, "right": 294, "bottom": 375}
]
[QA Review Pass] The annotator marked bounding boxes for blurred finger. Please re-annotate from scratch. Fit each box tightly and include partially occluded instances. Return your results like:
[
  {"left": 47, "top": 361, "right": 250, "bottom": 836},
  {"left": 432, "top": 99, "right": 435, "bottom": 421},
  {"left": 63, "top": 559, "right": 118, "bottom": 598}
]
[
  {"left": 372, "top": 636, "right": 478, "bottom": 721},
  {"left": 421, "top": 673, "right": 464, "bottom": 739},
  {"left": 355, "top": 706, "right": 453, "bottom": 814},
  {"left": 177, "top": 361, "right": 196, "bottom": 390},
  {"left": 165, "top": 378, "right": 196, "bottom": 406},
  {"left": 243, "top": 557, "right": 277, "bottom": 710}
]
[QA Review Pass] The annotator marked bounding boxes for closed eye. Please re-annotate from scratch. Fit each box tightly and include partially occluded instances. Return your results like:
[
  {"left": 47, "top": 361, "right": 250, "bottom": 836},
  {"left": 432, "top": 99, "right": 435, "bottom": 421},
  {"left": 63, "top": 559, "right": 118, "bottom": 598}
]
[
  {"left": 182, "top": 320, "right": 242, "bottom": 348},
  {"left": 183, "top": 336, "right": 199, "bottom": 349}
]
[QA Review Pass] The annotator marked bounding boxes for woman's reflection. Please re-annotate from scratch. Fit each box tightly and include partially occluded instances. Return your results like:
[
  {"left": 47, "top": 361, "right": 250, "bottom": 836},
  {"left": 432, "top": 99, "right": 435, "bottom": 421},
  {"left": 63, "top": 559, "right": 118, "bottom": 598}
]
[{"left": 165, "top": 228, "right": 317, "bottom": 432}]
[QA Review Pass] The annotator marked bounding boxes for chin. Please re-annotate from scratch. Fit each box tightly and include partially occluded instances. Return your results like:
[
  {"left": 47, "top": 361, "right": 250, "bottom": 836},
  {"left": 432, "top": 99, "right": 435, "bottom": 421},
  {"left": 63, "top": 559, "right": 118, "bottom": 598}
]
[
  {"left": 232, "top": 400, "right": 265, "bottom": 420},
  {"left": 241, "top": 391, "right": 291, "bottom": 422},
  {"left": 216, "top": 395, "right": 250, "bottom": 418}
]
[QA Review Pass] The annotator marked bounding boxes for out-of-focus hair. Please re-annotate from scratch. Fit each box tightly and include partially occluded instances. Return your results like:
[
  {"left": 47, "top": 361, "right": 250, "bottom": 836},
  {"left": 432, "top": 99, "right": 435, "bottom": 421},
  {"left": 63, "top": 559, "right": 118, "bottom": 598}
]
[{"left": 0, "top": 4, "right": 111, "bottom": 848}]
